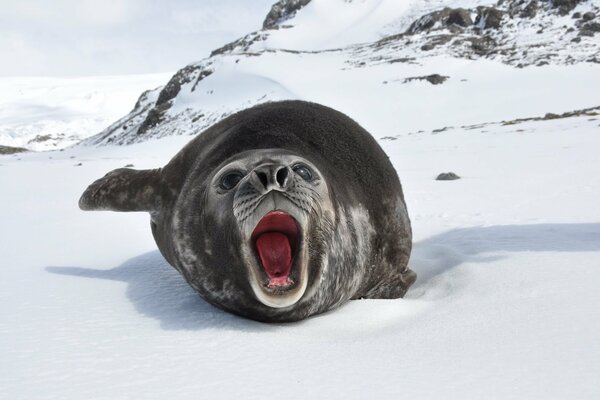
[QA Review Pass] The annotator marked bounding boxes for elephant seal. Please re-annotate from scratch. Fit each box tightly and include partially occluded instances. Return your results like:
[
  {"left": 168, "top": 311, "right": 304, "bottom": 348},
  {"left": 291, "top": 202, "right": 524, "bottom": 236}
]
[{"left": 79, "top": 100, "right": 415, "bottom": 322}]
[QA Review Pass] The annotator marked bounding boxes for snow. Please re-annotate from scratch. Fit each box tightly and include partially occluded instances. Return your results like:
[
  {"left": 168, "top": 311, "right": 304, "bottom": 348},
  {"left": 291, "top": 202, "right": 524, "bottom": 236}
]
[
  {"left": 89, "top": 0, "right": 600, "bottom": 145},
  {"left": 0, "top": 74, "right": 171, "bottom": 150},
  {"left": 2, "top": 99, "right": 599, "bottom": 400},
  {"left": 2, "top": 0, "right": 600, "bottom": 398},
  {"left": 258, "top": 0, "right": 499, "bottom": 50}
]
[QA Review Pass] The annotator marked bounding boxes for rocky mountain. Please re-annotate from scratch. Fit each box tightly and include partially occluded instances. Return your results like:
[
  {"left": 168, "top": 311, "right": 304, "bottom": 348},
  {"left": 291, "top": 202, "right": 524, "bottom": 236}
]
[{"left": 83, "top": 0, "right": 600, "bottom": 146}]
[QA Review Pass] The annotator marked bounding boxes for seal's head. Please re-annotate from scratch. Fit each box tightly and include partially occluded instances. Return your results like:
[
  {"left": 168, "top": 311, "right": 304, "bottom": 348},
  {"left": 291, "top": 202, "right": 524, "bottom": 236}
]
[
  {"left": 80, "top": 100, "right": 415, "bottom": 322},
  {"left": 176, "top": 148, "right": 335, "bottom": 317}
]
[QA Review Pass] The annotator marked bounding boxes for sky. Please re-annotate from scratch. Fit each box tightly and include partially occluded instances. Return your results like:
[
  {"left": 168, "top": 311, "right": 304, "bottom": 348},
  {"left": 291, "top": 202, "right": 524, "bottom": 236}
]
[{"left": 0, "top": 0, "right": 275, "bottom": 77}]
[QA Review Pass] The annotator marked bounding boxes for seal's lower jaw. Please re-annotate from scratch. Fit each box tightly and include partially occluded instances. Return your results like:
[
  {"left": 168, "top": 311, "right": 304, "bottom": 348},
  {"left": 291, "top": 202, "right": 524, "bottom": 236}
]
[{"left": 249, "top": 211, "right": 307, "bottom": 309}]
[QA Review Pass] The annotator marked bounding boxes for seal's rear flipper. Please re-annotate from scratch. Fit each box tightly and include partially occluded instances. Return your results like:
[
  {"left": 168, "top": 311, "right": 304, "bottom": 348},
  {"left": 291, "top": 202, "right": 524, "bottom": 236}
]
[{"left": 79, "top": 168, "right": 164, "bottom": 212}]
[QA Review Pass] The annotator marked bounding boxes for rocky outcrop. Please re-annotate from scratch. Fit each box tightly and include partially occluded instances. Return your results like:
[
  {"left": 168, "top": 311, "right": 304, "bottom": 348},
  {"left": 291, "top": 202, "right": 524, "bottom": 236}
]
[
  {"left": 407, "top": 8, "right": 473, "bottom": 34},
  {"left": 0, "top": 145, "right": 28, "bottom": 155},
  {"left": 520, "top": 1, "right": 538, "bottom": 18},
  {"left": 579, "top": 21, "right": 600, "bottom": 36},
  {"left": 263, "top": 0, "right": 312, "bottom": 30},
  {"left": 475, "top": 6, "right": 505, "bottom": 29},
  {"left": 137, "top": 65, "right": 213, "bottom": 136},
  {"left": 404, "top": 74, "right": 449, "bottom": 85},
  {"left": 551, "top": 0, "right": 582, "bottom": 15},
  {"left": 210, "top": 32, "right": 268, "bottom": 56},
  {"left": 436, "top": 172, "right": 461, "bottom": 181}
]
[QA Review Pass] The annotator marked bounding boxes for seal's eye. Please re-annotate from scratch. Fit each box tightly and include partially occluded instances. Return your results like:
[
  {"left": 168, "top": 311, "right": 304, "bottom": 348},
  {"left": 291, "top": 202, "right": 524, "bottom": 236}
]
[
  {"left": 292, "top": 164, "right": 313, "bottom": 181},
  {"left": 220, "top": 171, "right": 244, "bottom": 190}
]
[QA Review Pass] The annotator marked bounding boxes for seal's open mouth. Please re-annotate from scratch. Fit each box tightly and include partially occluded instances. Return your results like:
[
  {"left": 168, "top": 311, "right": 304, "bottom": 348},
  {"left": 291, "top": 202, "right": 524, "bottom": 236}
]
[{"left": 251, "top": 211, "right": 299, "bottom": 288}]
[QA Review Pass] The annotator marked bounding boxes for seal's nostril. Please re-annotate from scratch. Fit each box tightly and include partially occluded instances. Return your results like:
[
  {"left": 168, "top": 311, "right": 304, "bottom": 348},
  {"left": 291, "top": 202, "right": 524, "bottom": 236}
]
[
  {"left": 255, "top": 170, "right": 268, "bottom": 189},
  {"left": 276, "top": 167, "right": 289, "bottom": 188}
]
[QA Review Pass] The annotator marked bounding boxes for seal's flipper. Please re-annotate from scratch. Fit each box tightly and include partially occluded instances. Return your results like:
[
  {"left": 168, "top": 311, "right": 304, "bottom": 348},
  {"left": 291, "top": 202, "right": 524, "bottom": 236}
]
[{"left": 79, "top": 168, "right": 164, "bottom": 212}]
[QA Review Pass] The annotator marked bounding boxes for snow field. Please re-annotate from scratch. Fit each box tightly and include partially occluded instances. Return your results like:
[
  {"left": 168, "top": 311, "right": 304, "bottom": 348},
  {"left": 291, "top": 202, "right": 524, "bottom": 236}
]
[{"left": 1, "top": 111, "right": 599, "bottom": 399}]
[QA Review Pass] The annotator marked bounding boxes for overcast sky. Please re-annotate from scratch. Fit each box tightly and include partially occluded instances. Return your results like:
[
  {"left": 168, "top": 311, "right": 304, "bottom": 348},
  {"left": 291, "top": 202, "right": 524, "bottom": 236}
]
[{"left": 0, "top": 0, "right": 275, "bottom": 77}]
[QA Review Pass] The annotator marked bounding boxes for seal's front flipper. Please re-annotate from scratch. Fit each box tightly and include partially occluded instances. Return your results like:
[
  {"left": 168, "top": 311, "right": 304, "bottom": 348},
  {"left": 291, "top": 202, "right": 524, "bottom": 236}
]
[{"left": 79, "top": 168, "right": 164, "bottom": 212}]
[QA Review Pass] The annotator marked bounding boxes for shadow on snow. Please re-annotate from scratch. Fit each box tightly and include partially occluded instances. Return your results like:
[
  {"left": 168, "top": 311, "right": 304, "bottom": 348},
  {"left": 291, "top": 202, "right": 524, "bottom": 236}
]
[{"left": 47, "top": 223, "right": 600, "bottom": 330}]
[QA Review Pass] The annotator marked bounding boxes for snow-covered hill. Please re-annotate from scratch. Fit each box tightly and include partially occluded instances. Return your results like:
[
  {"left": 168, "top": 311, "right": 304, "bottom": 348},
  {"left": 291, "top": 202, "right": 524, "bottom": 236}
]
[
  {"left": 0, "top": 74, "right": 170, "bottom": 151},
  {"left": 84, "top": 0, "right": 600, "bottom": 146}
]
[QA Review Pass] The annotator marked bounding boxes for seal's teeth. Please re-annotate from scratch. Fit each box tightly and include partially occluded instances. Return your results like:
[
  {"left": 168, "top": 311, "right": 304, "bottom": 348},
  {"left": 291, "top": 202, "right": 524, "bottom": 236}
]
[{"left": 266, "top": 277, "right": 295, "bottom": 289}]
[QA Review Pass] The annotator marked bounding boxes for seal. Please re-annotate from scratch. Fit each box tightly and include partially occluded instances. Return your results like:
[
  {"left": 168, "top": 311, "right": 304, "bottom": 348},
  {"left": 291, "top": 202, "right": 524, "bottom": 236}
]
[{"left": 79, "top": 100, "right": 416, "bottom": 322}]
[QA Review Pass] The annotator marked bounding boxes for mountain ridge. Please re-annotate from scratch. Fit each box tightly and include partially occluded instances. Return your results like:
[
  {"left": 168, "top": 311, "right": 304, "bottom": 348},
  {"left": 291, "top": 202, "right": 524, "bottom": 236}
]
[{"left": 82, "top": 0, "right": 600, "bottom": 146}]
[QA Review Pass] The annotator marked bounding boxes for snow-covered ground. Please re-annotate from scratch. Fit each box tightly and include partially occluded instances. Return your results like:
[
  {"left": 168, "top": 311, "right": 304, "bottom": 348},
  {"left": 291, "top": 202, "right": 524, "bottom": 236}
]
[
  {"left": 1, "top": 99, "right": 599, "bottom": 399},
  {"left": 0, "top": 74, "right": 170, "bottom": 151},
  {"left": 2, "top": 0, "right": 600, "bottom": 398}
]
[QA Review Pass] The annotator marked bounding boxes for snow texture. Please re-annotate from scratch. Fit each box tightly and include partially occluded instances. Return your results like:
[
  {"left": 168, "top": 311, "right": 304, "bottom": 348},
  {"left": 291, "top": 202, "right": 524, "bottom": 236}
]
[
  {"left": 0, "top": 74, "right": 170, "bottom": 151},
  {"left": 1, "top": 0, "right": 600, "bottom": 399}
]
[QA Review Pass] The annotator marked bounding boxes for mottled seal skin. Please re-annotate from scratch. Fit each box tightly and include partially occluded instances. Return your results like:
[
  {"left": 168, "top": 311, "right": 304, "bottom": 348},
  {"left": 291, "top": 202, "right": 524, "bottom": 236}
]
[{"left": 79, "top": 100, "right": 415, "bottom": 322}]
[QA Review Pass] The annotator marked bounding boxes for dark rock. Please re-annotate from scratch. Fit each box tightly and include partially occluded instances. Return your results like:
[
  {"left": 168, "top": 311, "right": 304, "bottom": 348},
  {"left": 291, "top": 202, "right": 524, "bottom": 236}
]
[
  {"left": 468, "top": 35, "right": 497, "bottom": 55},
  {"left": 572, "top": 11, "right": 582, "bottom": 18},
  {"left": 447, "top": 8, "right": 473, "bottom": 27},
  {"left": 28, "top": 134, "right": 54, "bottom": 143},
  {"left": 388, "top": 57, "right": 415, "bottom": 64},
  {"left": 74, "top": 163, "right": 83, "bottom": 167},
  {"left": 404, "top": 74, "right": 449, "bottom": 85},
  {"left": 520, "top": 1, "right": 538, "bottom": 18},
  {"left": 0, "top": 145, "right": 28, "bottom": 155},
  {"left": 551, "top": 0, "right": 581, "bottom": 16},
  {"left": 571, "top": 36, "right": 582, "bottom": 42},
  {"left": 136, "top": 102, "right": 170, "bottom": 135},
  {"left": 124, "top": 164, "right": 134, "bottom": 168},
  {"left": 582, "top": 12, "right": 597, "bottom": 21},
  {"left": 136, "top": 65, "right": 212, "bottom": 136},
  {"left": 210, "top": 32, "right": 267, "bottom": 56},
  {"left": 580, "top": 22, "right": 600, "bottom": 35},
  {"left": 420, "top": 34, "right": 454, "bottom": 51},
  {"left": 544, "top": 113, "right": 560, "bottom": 119},
  {"left": 133, "top": 89, "right": 154, "bottom": 110},
  {"left": 407, "top": 7, "right": 473, "bottom": 34},
  {"left": 475, "top": 6, "right": 505, "bottom": 29},
  {"left": 263, "top": 0, "right": 312, "bottom": 30},
  {"left": 566, "top": 27, "right": 575, "bottom": 32},
  {"left": 407, "top": 9, "right": 445, "bottom": 33},
  {"left": 436, "top": 172, "right": 461, "bottom": 181},
  {"left": 156, "top": 65, "right": 211, "bottom": 106},
  {"left": 191, "top": 113, "right": 205, "bottom": 123}
]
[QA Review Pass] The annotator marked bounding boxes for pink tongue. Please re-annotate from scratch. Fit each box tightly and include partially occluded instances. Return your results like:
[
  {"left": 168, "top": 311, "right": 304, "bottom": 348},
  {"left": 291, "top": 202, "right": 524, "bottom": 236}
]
[{"left": 255, "top": 232, "right": 292, "bottom": 280}]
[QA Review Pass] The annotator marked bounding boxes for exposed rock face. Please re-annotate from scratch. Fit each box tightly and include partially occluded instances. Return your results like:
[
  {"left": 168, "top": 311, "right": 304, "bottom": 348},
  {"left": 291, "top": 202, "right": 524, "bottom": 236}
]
[
  {"left": 580, "top": 21, "right": 600, "bottom": 36},
  {"left": 0, "top": 145, "right": 28, "bottom": 155},
  {"left": 582, "top": 11, "right": 596, "bottom": 21},
  {"left": 552, "top": 0, "right": 582, "bottom": 15},
  {"left": 210, "top": 32, "right": 268, "bottom": 56},
  {"left": 137, "top": 65, "right": 213, "bottom": 136},
  {"left": 475, "top": 6, "right": 505, "bottom": 29},
  {"left": 520, "top": 1, "right": 539, "bottom": 18},
  {"left": 407, "top": 8, "right": 473, "bottom": 34},
  {"left": 263, "top": 0, "right": 312, "bottom": 30},
  {"left": 404, "top": 74, "right": 449, "bottom": 85}
]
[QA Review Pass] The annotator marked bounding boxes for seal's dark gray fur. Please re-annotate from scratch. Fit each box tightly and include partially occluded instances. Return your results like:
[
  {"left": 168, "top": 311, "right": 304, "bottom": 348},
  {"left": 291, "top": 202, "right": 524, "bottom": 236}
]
[{"left": 80, "top": 100, "right": 415, "bottom": 322}]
